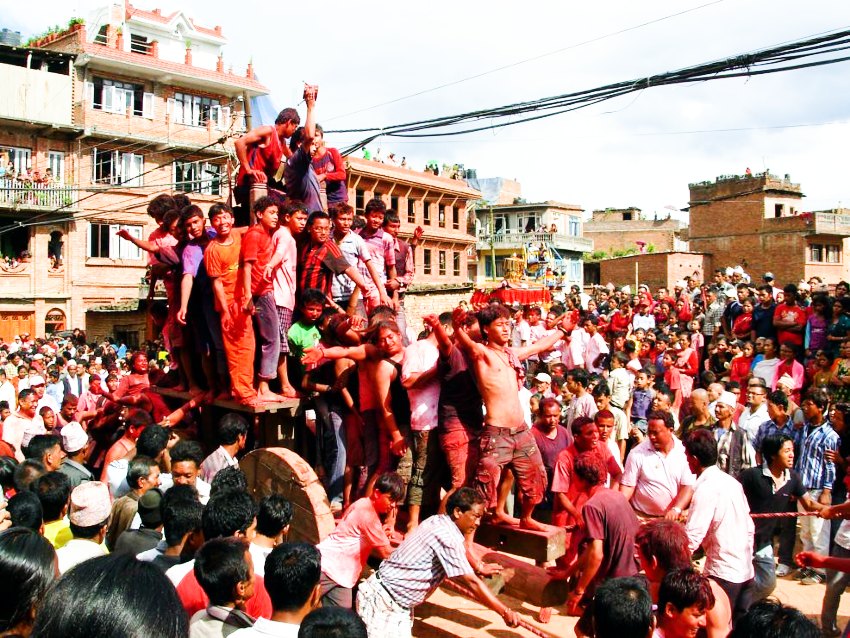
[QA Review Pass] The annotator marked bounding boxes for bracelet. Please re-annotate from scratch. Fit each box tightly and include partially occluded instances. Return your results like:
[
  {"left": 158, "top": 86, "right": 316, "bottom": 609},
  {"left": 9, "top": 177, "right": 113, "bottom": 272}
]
[{"left": 557, "top": 326, "right": 570, "bottom": 336}]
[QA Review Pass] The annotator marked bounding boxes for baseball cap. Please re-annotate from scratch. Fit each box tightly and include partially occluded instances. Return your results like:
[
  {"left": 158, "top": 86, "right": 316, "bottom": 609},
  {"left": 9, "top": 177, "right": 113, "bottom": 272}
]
[
  {"left": 763, "top": 272, "right": 775, "bottom": 281},
  {"left": 534, "top": 372, "right": 552, "bottom": 384}
]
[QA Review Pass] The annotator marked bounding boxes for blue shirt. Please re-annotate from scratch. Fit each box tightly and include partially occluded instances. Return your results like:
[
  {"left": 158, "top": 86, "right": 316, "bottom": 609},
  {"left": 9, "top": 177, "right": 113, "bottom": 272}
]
[
  {"left": 798, "top": 421, "right": 839, "bottom": 490},
  {"left": 284, "top": 147, "right": 322, "bottom": 213},
  {"left": 752, "top": 418, "right": 806, "bottom": 465}
]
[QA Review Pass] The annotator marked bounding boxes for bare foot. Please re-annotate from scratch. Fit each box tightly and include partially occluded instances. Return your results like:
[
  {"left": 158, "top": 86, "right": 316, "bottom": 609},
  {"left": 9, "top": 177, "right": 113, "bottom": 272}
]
[
  {"left": 238, "top": 396, "right": 259, "bottom": 407},
  {"left": 256, "top": 390, "right": 287, "bottom": 403},
  {"left": 538, "top": 607, "right": 553, "bottom": 624},
  {"left": 280, "top": 384, "right": 299, "bottom": 398},
  {"left": 487, "top": 511, "right": 520, "bottom": 527},
  {"left": 519, "top": 516, "right": 549, "bottom": 533}
]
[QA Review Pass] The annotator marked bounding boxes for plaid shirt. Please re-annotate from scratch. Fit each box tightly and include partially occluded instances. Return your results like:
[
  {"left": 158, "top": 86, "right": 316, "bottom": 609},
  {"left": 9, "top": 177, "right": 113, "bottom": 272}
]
[
  {"left": 377, "top": 514, "right": 472, "bottom": 608},
  {"left": 702, "top": 300, "right": 724, "bottom": 336},
  {"left": 752, "top": 418, "right": 806, "bottom": 465},
  {"left": 798, "top": 421, "right": 840, "bottom": 490},
  {"left": 297, "top": 239, "right": 351, "bottom": 297}
]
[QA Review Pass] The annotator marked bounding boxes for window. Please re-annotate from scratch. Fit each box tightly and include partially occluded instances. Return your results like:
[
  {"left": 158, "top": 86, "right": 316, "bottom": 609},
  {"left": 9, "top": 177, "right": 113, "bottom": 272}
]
[
  {"left": 424, "top": 203, "right": 432, "bottom": 225},
  {"left": 169, "top": 92, "right": 226, "bottom": 129},
  {"left": 570, "top": 260, "right": 582, "bottom": 283},
  {"left": 47, "top": 151, "right": 64, "bottom": 184},
  {"left": 44, "top": 309, "right": 66, "bottom": 335},
  {"left": 0, "top": 146, "right": 32, "bottom": 175},
  {"left": 92, "top": 149, "right": 144, "bottom": 186},
  {"left": 391, "top": 196, "right": 399, "bottom": 212},
  {"left": 623, "top": 211, "right": 632, "bottom": 221},
  {"left": 88, "top": 223, "right": 143, "bottom": 260},
  {"left": 568, "top": 216, "right": 580, "bottom": 237},
  {"left": 774, "top": 203, "right": 784, "bottom": 218},
  {"left": 811, "top": 244, "right": 823, "bottom": 262},
  {"left": 439, "top": 250, "right": 446, "bottom": 276},
  {"left": 438, "top": 204, "right": 446, "bottom": 228},
  {"left": 827, "top": 245, "right": 842, "bottom": 263},
  {"left": 174, "top": 161, "right": 221, "bottom": 195},
  {"left": 423, "top": 249, "right": 432, "bottom": 275},
  {"left": 407, "top": 199, "right": 416, "bottom": 224},
  {"left": 453, "top": 251, "right": 461, "bottom": 277},
  {"left": 129, "top": 34, "right": 151, "bottom": 54},
  {"left": 355, "top": 189, "right": 365, "bottom": 214},
  {"left": 452, "top": 207, "right": 460, "bottom": 230},
  {"left": 90, "top": 77, "right": 145, "bottom": 116}
]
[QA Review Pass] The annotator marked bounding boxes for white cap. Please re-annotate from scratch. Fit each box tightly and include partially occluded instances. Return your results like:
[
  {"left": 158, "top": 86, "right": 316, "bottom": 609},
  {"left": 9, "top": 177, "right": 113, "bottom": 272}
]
[
  {"left": 534, "top": 372, "right": 552, "bottom": 384},
  {"left": 66, "top": 359, "right": 77, "bottom": 366},
  {"left": 61, "top": 422, "right": 88, "bottom": 454},
  {"left": 716, "top": 391, "right": 737, "bottom": 408},
  {"left": 29, "top": 375, "right": 45, "bottom": 386},
  {"left": 733, "top": 266, "right": 745, "bottom": 275},
  {"left": 305, "top": 409, "right": 316, "bottom": 421}
]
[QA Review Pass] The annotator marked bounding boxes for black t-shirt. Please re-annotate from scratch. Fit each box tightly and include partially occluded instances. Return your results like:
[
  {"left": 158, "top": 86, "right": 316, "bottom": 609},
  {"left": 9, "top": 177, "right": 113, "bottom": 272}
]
[
  {"left": 739, "top": 465, "right": 806, "bottom": 549},
  {"left": 752, "top": 303, "right": 777, "bottom": 340}
]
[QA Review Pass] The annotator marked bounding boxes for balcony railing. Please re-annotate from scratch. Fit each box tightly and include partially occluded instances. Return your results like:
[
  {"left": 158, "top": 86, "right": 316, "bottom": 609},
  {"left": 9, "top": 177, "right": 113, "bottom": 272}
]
[
  {"left": 0, "top": 179, "right": 77, "bottom": 211},
  {"left": 477, "top": 231, "right": 593, "bottom": 253}
]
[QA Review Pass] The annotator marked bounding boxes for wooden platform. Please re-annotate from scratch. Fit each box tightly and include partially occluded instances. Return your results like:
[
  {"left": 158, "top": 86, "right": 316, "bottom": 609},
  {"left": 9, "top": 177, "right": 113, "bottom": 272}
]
[
  {"left": 153, "top": 387, "right": 302, "bottom": 452},
  {"left": 474, "top": 521, "right": 566, "bottom": 563}
]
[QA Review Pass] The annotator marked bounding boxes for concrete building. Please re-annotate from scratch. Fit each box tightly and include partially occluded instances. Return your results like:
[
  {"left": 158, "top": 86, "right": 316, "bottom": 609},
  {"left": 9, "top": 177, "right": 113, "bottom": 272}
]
[
  {"left": 473, "top": 200, "right": 593, "bottom": 286},
  {"left": 584, "top": 207, "right": 688, "bottom": 256},
  {"left": 688, "top": 172, "right": 850, "bottom": 286},
  {"left": 0, "top": 3, "right": 266, "bottom": 343},
  {"left": 345, "top": 157, "right": 480, "bottom": 328}
]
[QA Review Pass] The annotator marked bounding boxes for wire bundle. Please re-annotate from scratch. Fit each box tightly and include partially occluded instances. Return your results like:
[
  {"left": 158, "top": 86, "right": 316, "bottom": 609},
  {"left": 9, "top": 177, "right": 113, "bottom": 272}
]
[{"left": 331, "top": 28, "right": 850, "bottom": 155}]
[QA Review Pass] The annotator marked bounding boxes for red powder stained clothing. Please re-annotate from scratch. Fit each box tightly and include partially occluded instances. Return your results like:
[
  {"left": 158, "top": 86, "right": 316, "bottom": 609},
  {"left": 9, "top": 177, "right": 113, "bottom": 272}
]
[
  {"left": 729, "top": 356, "right": 754, "bottom": 401},
  {"left": 580, "top": 488, "right": 640, "bottom": 595},
  {"left": 240, "top": 225, "right": 274, "bottom": 297},
  {"left": 317, "top": 497, "right": 390, "bottom": 588},
  {"left": 550, "top": 442, "right": 622, "bottom": 526},
  {"left": 236, "top": 128, "right": 283, "bottom": 188}
]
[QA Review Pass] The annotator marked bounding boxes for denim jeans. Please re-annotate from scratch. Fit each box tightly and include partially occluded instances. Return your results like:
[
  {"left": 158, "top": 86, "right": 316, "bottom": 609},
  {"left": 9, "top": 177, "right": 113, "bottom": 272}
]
[
  {"left": 252, "top": 292, "right": 280, "bottom": 380},
  {"left": 822, "top": 544, "right": 850, "bottom": 632},
  {"left": 748, "top": 545, "right": 777, "bottom": 604}
]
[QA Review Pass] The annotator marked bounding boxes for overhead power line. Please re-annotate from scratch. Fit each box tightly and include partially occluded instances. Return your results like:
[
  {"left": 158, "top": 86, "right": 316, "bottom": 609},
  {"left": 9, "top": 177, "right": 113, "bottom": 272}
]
[{"left": 330, "top": 28, "right": 850, "bottom": 155}]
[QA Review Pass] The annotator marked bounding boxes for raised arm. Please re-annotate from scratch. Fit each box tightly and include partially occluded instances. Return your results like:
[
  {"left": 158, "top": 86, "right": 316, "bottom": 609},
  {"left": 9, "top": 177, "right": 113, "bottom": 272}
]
[
  {"left": 117, "top": 229, "right": 159, "bottom": 254},
  {"left": 301, "top": 86, "right": 317, "bottom": 150},
  {"left": 423, "top": 314, "right": 453, "bottom": 358},
  {"left": 513, "top": 320, "right": 569, "bottom": 361},
  {"left": 234, "top": 126, "right": 274, "bottom": 183}
]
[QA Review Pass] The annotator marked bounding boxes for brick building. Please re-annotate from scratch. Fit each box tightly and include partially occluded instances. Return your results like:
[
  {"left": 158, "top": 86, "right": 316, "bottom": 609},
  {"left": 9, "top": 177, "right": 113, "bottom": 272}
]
[
  {"left": 599, "top": 252, "right": 709, "bottom": 291},
  {"left": 584, "top": 207, "right": 688, "bottom": 256},
  {"left": 688, "top": 172, "right": 850, "bottom": 286},
  {"left": 0, "top": 3, "right": 266, "bottom": 343}
]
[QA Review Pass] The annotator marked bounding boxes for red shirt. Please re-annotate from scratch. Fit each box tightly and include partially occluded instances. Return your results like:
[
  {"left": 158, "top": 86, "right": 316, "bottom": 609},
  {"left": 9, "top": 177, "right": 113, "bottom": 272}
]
[
  {"left": 240, "top": 225, "right": 274, "bottom": 296},
  {"left": 774, "top": 303, "right": 806, "bottom": 347},
  {"left": 177, "top": 567, "right": 272, "bottom": 619}
]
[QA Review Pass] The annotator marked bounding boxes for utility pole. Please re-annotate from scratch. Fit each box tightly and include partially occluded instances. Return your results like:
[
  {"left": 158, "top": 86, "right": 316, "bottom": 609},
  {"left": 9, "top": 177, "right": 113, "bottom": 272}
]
[{"left": 489, "top": 206, "right": 496, "bottom": 281}]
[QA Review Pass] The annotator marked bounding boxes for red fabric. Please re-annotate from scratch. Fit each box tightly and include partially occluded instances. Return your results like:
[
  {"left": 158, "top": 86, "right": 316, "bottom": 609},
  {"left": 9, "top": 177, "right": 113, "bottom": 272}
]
[
  {"left": 470, "top": 288, "right": 551, "bottom": 307},
  {"left": 177, "top": 569, "right": 272, "bottom": 619},
  {"left": 240, "top": 225, "right": 273, "bottom": 296},
  {"left": 732, "top": 312, "right": 753, "bottom": 339},
  {"left": 236, "top": 128, "right": 282, "bottom": 188}
]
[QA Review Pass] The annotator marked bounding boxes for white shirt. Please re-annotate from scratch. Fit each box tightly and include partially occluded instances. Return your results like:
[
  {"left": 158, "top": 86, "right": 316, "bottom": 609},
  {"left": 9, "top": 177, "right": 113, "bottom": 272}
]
[
  {"left": 230, "top": 618, "right": 300, "bottom": 638},
  {"left": 685, "top": 465, "right": 755, "bottom": 583},
  {"left": 249, "top": 542, "right": 273, "bottom": 577},
  {"left": 621, "top": 437, "right": 696, "bottom": 517},
  {"left": 401, "top": 339, "right": 440, "bottom": 432},
  {"left": 0, "top": 380, "right": 15, "bottom": 409},
  {"left": 2, "top": 412, "right": 42, "bottom": 461},
  {"left": 585, "top": 332, "right": 610, "bottom": 374},
  {"left": 632, "top": 313, "right": 656, "bottom": 332},
  {"left": 737, "top": 403, "right": 770, "bottom": 440},
  {"left": 56, "top": 538, "right": 107, "bottom": 574}
]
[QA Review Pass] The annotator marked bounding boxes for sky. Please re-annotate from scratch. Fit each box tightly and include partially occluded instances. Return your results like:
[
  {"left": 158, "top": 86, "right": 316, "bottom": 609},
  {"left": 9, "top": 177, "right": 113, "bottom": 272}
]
[{"left": 5, "top": 0, "right": 850, "bottom": 219}]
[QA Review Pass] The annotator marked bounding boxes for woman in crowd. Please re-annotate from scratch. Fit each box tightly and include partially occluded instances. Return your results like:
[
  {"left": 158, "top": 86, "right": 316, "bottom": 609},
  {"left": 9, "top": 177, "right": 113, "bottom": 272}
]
[{"left": 0, "top": 527, "right": 56, "bottom": 638}]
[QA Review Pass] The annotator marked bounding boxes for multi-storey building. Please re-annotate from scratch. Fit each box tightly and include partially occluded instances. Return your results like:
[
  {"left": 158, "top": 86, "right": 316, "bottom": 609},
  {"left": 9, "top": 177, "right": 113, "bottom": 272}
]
[
  {"left": 688, "top": 172, "right": 850, "bottom": 286},
  {"left": 0, "top": 3, "right": 267, "bottom": 343},
  {"left": 584, "top": 207, "right": 688, "bottom": 256},
  {"left": 472, "top": 200, "right": 593, "bottom": 286}
]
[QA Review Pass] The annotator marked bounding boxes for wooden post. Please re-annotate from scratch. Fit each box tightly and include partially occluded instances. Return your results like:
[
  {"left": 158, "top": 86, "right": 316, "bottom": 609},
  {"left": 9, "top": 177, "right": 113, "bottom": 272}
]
[
  {"left": 472, "top": 543, "right": 569, "bottom": 608},
  {"left": 248, "top": 182, "right": 268, "bottom": 225}
]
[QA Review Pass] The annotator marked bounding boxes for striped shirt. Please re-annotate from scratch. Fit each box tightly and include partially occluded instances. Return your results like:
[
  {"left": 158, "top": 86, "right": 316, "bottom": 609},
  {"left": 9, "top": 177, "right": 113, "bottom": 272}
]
[
  {"left": 377, "top": 514, "right": 472, "bottom": 609},
  {"left": 702, "top": 301, "right": 724, "bottom": 336},
  {"left": 297, "top": 239, "right": 351, "bottom": 297},
  {"left": 798, "top": 421, "right": 839, "bottom": 490}
]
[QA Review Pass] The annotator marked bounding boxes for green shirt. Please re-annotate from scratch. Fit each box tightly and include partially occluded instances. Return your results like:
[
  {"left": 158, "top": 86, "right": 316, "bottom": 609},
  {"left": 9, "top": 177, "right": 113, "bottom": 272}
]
[{"left": 288, "top": 321, "right": 320, "bottom": 381}]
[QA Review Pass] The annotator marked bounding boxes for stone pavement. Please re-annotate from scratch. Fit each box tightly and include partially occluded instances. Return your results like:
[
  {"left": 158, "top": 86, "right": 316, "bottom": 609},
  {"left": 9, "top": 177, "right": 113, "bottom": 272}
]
[{"left": 412, "top": 569, "right": 850, "bottom": 637}]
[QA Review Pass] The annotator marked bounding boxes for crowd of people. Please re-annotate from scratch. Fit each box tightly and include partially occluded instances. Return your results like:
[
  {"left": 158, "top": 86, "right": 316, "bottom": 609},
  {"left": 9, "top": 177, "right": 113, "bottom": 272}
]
[{"left": 0, "top": 87, "right": 847, "bottom": 638}]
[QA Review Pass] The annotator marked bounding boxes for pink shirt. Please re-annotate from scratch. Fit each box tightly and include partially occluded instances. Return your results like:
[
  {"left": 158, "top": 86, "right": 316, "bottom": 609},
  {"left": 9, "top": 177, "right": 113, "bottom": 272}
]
[
  {"left": 271, "top": 227, "right": 297, "bottom": 310},
  {"left": 620, "top": 437, "right": 696, "bottom": 517},
  {"left": 401, "top": 339, "right": 440, "bottom": 432},
  {"left": 356, "top": 228, "right": 395, "bottom": 283},
  {"left": 318, "top": 498, "right": 390, "bottom": 588}
]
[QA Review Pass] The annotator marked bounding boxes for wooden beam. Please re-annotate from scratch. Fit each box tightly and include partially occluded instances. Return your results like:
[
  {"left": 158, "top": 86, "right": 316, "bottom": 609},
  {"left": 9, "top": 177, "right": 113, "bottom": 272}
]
[
  {"left": 473, "top": 543, "right": 569, "bottom": 608},
  {"left": 474, "top": 521, "right": 566, "bottom": 563}
]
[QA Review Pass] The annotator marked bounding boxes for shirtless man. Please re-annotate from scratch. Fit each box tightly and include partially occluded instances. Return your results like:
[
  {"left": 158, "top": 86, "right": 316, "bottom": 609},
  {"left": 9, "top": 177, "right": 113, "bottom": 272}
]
[{"left": 453, "top": 304, "right": 574, "bottom": 531}]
